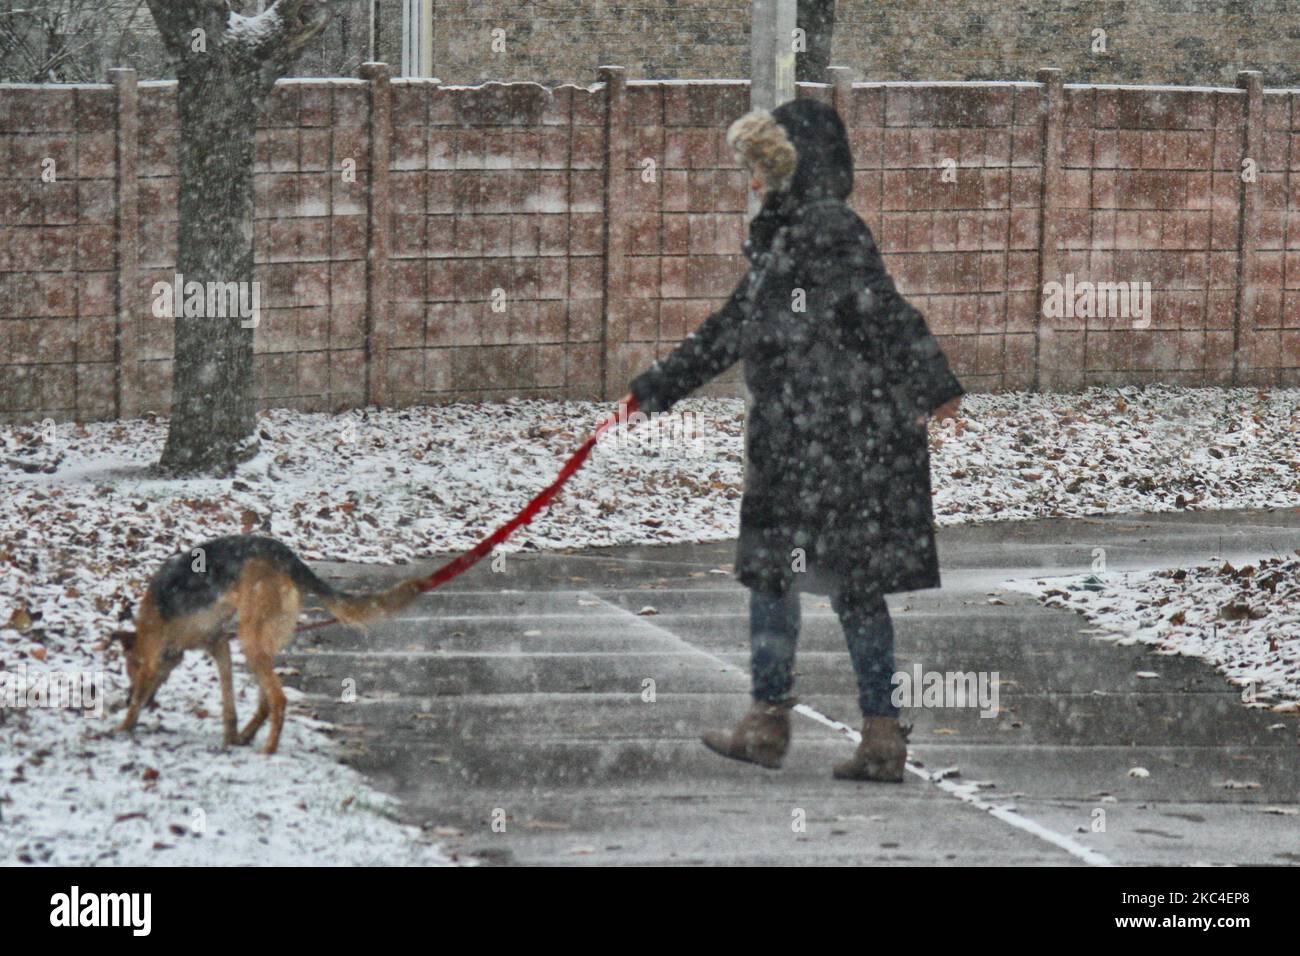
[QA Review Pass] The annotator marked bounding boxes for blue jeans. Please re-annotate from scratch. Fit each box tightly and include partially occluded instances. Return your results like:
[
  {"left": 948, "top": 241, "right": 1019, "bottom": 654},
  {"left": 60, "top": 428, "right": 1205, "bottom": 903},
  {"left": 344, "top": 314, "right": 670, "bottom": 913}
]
[{"left": 749, "top": 587, "right": 899, "bottom": 718}]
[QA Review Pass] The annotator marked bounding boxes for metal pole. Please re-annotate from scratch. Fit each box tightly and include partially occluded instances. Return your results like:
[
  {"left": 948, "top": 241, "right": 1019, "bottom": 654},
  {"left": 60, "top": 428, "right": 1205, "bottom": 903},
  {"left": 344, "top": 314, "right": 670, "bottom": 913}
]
[
  {"left": 750, "top": 0, "right": 798, "bottom": 110},
  {"left": 421, "top": 0, "right": 434, "bottom": 76},
  {"left": 402, "top": 0, "right": 434, "bottom": 76},
  {"left": 749, "top": 0, "right": 797, "bottom": 214},
  {"left": 740, "top": 0, "right": 796, "bottom": 468},
  {"left": 368, "top": 0, "right": 376, "bottom": 62}
]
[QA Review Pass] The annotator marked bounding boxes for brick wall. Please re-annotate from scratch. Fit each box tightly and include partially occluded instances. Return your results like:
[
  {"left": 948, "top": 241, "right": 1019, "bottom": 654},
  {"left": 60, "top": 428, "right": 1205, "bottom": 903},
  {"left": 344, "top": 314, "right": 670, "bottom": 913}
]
[
  {"left": 833, "top": 0, "right": 1300, "bottom": 88},
  {"left": 848, "top": 80, "right": 1042, "bottom": 393},
  {"left": 0, "top": 69, "right": 1292, "bottom": 424},
  {"left": 133, "top": 78, "right": 379, "bottom": 417},
  {"left": 1049, "top": 79, "right": 1245, "bottom": 387},
  {"left": 385, "top": 76, "right": 609, "bottom": 404},
  {"left": 0, "top": 84, "right": 118, "bottom": 421}
]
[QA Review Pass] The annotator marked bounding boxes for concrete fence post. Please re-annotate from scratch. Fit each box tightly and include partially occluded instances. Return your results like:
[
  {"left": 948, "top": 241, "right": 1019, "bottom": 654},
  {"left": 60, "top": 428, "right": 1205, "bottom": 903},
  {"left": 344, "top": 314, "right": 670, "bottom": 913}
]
[
  {"left": 827, "top": 65, "right": 853, "bottom": 120},
  {"left": 598, "top": 65, "right": 628, "bottom": 401},
  {"left": 1034, "top": 68, "right": 1065, "bottom": 391},
  {"left": 109, "top": 68, "right": 139, "bottom": 420},
  {"left": 1234, "top": 70, "right": 1264, "bottom": 386},
  {"left": 359, "top": 61, "right": 393, "bottom": 406}
]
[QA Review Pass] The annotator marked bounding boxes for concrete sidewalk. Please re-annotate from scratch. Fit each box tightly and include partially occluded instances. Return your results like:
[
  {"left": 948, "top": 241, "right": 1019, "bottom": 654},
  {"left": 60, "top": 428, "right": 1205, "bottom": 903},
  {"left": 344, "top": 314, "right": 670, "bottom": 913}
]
[{"left": 287, "top": 509, "right": 1300, "bottom": 866}]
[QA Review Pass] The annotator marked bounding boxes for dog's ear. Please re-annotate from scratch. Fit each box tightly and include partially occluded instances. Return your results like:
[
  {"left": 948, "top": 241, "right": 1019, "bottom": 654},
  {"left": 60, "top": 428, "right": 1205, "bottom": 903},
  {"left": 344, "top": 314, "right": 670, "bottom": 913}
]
[{"left": 112, "top": 629, "right": 137, "bottom": 652}]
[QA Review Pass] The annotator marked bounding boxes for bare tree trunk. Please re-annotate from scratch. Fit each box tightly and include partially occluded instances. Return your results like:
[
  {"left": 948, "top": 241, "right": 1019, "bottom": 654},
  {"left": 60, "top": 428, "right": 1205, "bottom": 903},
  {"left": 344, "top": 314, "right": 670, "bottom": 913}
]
[
  {"left": 148, "top": 0, "right": 329, "bottom": 475},
  {"left": 796, "top": 0, "right": 836, "bottom": 84},
  {"left": 161, "top": 64, "right": 261, "bottom": 473}
]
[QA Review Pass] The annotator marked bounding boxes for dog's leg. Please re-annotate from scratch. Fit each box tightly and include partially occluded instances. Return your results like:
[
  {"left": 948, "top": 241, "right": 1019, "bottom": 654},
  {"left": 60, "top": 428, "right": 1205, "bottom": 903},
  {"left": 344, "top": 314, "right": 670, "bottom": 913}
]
[
  {"left": 118, "top": 699, "right": 143, "bottom": 733},
  {"left": 209, "top": 639, "right": 239, "bottom": 747},
  {"left": 244, "top": 649, "right": 287, "bottom": 755},
  {"left": 238, "top": 687, "right": 269, "bottom": 746},
  {"left": 234, "top": 607, "right": 269, "bottom": 746},
  {"left": 233, "top": 564, "right": 300, "bottom": 755},
  {"left": 118, "top": 670, "right": 165, "bottom": 733},
  {"left": 234, "top": 580, "right": 272, "bottom": 747},
  {"left": 258, "top": 608, "right": 301, "bottom": 755}
]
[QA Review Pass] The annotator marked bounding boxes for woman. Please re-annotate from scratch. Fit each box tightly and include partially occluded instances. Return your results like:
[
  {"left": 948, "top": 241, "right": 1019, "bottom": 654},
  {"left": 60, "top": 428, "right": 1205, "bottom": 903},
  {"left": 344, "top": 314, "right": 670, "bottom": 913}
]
[{"left": 625, "top": 98, "right": 963, "bottom": 782}]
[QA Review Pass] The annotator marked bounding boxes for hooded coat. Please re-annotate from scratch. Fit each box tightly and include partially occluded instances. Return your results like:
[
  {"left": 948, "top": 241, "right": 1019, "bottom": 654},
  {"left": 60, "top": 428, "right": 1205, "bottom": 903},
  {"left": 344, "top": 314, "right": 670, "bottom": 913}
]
[{"left": 630, "top": 98, "right": 964, "bottom": 598}]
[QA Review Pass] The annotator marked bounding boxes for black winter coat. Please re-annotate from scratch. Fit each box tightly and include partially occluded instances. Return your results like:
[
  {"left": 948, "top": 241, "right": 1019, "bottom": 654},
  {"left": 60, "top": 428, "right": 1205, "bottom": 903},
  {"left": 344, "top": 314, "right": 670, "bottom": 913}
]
[{"left": 630, "top": 99, "right": 964, "bottom": 598}]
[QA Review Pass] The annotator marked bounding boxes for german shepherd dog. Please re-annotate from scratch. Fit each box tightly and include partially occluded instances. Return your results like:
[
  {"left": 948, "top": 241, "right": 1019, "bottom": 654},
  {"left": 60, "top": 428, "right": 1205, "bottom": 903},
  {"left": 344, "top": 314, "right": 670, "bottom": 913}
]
[{"left": 115, "top": 535, "right": 422, "bottom": 754}]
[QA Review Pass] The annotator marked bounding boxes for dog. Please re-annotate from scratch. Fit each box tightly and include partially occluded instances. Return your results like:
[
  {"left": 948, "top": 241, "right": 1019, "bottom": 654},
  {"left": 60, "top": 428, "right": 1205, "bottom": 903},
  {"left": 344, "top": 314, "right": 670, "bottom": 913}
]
[{"left": 114, "top": 534, "right": 422, "bottom": 754}]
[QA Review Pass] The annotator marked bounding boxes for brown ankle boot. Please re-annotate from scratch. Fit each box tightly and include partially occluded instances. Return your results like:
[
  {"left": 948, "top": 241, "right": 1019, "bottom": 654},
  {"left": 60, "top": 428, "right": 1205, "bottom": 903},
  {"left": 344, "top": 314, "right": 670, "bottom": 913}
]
[
  {"left": 701, "top": 699, "right": 793, "bottom": 769},
  {"left": 833, "top": 717, "right": 909, "bottom": 782}
]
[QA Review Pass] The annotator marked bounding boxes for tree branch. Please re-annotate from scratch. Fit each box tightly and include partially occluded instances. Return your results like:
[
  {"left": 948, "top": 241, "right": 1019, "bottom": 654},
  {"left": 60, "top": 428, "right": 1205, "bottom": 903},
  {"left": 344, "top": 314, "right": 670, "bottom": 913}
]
[
  {"left": 243, "top": 0, "right": 331, "bottom": 88},
  {"left": 145, "top": 0, "right": 330, "bottom": 85},
  {"left": 111, "top": 0, "right": 148, "bottom": 67},
  {"left": 145, "top": 0, "right": 225, "bottom": 60}
]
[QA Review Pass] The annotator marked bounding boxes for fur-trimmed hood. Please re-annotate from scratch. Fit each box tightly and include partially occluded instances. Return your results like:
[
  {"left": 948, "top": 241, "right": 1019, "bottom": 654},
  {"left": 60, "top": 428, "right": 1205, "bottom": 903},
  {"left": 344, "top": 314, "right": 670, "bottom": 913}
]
[
  {"left": 770, "top": 98, "right": 854, "bottom": 203},
  {"left": 727, "top": 109, "right": 798, "bottom": 193},
  {"left": 730, "top": 98, "right": 856, "bottom": 257},
  {"left": 727, "top": 98, "right": 854, "bottom": 204}
]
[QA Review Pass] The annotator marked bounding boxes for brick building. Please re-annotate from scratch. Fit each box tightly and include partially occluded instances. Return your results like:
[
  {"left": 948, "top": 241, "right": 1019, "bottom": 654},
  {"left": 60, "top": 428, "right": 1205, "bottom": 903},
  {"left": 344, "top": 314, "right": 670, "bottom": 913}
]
[
  {"left": 373, "top": 1, "right": 1300, "bottom": 87},
  {"left": 23, "top": 3, "right": 1300, "bottom": 88}
]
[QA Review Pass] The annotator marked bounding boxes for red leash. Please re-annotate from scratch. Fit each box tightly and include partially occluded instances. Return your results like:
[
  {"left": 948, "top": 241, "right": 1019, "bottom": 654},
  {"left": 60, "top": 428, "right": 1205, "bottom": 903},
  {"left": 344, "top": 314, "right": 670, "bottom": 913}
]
[
  {"left": 416, "top": 396, "right": 637, "bottom": 590},
  {"left": 298, "top": 396, "right": 639, "bottom": 632}
]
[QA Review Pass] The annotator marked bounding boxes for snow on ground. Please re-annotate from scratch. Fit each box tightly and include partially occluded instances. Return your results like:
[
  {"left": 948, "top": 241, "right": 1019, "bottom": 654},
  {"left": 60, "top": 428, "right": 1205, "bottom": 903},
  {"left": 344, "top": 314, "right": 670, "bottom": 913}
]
[
  {"left": 0, "top": 668, "right": 452, "bottom": 865},
  {"left": 0, "top": 397, "right": 744, "bottom": 867},
  {"left": 928, "top": 386, "right": 1300, "bottom": 522},
  {"left": 1006, "top": 556, "right": 1300, "bottom": 711},
  {"left": 2, "top": 384, "right": 1299, "bottom": 864}
]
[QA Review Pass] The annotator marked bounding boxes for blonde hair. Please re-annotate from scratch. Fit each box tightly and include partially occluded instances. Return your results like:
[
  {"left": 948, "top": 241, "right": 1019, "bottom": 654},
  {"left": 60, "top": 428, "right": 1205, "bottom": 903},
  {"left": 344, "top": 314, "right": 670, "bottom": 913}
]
[{"left": 727, "top": 110, "right": 797, "bottom": 194}]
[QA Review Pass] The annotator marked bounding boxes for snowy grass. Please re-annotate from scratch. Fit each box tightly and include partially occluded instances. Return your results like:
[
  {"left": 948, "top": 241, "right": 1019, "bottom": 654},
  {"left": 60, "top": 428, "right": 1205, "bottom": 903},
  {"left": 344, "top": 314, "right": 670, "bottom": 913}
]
[
  {"left": 3, "top": 384, "right": 1300, "bottom": 864},
  {"left": 0, "top": 677, "right": 453, "bottom": 865},
  {"left": 0, "top": 397, "right": 745, "bottom": 867},
  {"left": 1006, "top": 556, "right": 1300, "bottom": 711},
  {"left": 928, "top": 386, "right": 1300, "bottom": 522}
]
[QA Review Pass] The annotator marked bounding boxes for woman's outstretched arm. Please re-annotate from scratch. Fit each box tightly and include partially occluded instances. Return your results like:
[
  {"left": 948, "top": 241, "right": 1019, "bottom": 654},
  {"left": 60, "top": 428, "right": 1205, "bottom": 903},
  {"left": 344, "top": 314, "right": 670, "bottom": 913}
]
[{"left": 628, "top": 278, "right": 750, "bottom": 414}]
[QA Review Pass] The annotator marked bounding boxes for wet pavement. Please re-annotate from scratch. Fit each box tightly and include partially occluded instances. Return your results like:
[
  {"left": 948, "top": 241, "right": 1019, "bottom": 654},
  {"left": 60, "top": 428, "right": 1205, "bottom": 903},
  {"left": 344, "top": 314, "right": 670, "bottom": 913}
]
[{"left": 287, "top": 508, "right": 1300, "bottom": 866}]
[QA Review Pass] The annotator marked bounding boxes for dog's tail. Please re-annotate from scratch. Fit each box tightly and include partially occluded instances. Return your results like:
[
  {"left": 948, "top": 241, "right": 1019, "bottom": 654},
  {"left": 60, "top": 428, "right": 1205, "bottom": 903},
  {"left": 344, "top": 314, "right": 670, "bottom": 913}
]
[
  {"left": 278, "top": 546, "right": 423, "bottom": 629},
  {"left": 320, "top": 578, "right": 423, "bottom": 629}
]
